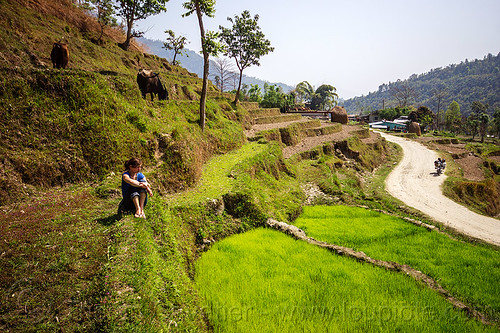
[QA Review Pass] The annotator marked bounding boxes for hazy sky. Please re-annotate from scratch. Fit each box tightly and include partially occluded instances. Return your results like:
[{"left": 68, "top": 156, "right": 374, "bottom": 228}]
[{"left": 136, "top": 0, "right": 500, "bottom": 99}]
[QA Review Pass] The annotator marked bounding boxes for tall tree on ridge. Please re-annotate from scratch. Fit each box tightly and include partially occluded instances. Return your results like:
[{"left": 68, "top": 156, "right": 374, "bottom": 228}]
[
  {"left": 163, "top": 30, "right": 189, "bottom": 65},
  {"left": 183, "top": 0, "right": 222, "bottom": 130},
  {"left": 219, "top": 10, "right": 274, "bottom": 104},
  {"left": 295, "top": 81, "right": 315, "bottom": 104},
  {"left": 116, "top": 0, "right": 169, "bottom": 50},
  {"left": 493, "top": 108, "right": 500, "bottom": 139},
  {"left": 312, "top": 84, "right": 338, "bottom": 110},
  {"left": 445, "top": 101, "right": 462, "bottom": 133},
  {"left": 295, "top": 81, "right": 338, "bottom": 110},
  {"left": 88, "top": 0, "right": 115, "bottom": 44},
  {"left": 431, "top": 85, "right": 448, "bottom": 130},
  {"left": 470, "top": 101, "right": 489, "bottom": 141},
  {"left": 479, "top": 112, "right": 490, "bottom": 143},
  {"left": 390, "top": 82, "right": 418, "bottom": 107}
]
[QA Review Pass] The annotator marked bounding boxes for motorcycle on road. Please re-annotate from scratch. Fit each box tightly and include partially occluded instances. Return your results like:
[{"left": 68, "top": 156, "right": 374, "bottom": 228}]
[{"left": 434, "top": 158, "right": 446, "bottom": 176}]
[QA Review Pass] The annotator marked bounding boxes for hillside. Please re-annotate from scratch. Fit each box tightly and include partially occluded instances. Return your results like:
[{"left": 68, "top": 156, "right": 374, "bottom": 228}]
[
  {"left": 0, "top": 0, "right": 248, "bottom": 205},
  {"left": 138, "top": 37, "right": 295, "bottom": 93},
  {"left": 343, "top": 53, "right": 500, "bottom": 114},
  {"left": 1, "top": 1, "right": 499, "bottom": 332},
  {"left": 0, "top": 0, "right": 386, "bottom": 330}
]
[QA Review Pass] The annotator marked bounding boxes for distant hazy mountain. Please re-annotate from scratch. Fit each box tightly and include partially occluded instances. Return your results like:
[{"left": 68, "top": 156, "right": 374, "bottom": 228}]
[
  {"left": 138, "top": 37, "right": 294, "bottom": 93},
  {"left": 343, "top": 52, "right": 500, "bottom": 115}
]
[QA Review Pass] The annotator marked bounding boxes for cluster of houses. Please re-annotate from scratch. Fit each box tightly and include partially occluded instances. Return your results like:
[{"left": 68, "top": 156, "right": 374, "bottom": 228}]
[
  {"left": 348, "top": 110, "right": 411, "bottom": 133},
  {"left": 368, "top": 116, "right": 409, "bottom": 132}
]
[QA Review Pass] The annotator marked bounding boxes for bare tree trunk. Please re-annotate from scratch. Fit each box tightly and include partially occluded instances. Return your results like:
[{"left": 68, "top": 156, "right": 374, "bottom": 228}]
[
  {"left": 97, "top": 23, "right": 105, "bottom": 44},
  {"left": 119, "top": 21, "right": 133, "bottom": 50},
  {"left": 195, "top": 2, "right": 207, "bottom": 131},
  {"left": 235, "top": 69, "right": 243, "bottom": 104}
]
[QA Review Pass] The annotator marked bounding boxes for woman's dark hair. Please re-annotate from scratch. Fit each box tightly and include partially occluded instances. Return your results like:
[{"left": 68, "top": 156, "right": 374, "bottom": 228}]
[{"left": 124, "top": 157, "right": 142, "bottom": 170}]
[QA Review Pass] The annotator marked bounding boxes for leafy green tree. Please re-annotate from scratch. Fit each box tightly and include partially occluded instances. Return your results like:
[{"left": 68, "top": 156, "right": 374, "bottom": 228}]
[
  {"left": 116, "top": 0, "right": 169, "bottom": 50},
  {"left": 420, "top": 114, "right": 434, "bottom": 132},
  {"left": 311, "top": 84, "right": 338, "bottom": 110},
  {"left": 378, "top": 108, "right": 398, "bottom": 121},
  {"left": 219, "top": 10, "right": 274, "bottom": 104},
  {"left": 466, "top": 115, "right": 479, "bottom": 140},
  {"left": 88, "top": 0, "right": 115, "bottom": 43},
  {"left": 414, "top": 106, "right": 434, "bottom": 132},
  {"left": 260, "top": 83, "right": 293, "bottom": 111},
  {"left": 183, "top": 0, "right": 222, "bottom": 130},
  {"left": 378, "top": 107, "right": 411, "bottom": 121},
  {"left": 471, "top": 101, "right": 489, "bottom": 115},
  {"left": 479, "top": 112, "right": 490, "bottom": 142},
  {"left": 163, "top": 30, "right": 189, "bottom": 65},
  {"left": 295, "top": 81, "right": 338, "bottom": 110},
  {"left": 468, "top": 101, "right": 489, "bottom": 140},
  {"left": 493, "top": 108, "right": 500, "bottom": 139},
  {"left": 247, "top": 84, "right": 262, "bottom": 103},
  {"left": 295, "top": 81, "right": 315, "bottom": 104},
  {"left": 445, "top": 101, "right": 462, "bottom": 133}
]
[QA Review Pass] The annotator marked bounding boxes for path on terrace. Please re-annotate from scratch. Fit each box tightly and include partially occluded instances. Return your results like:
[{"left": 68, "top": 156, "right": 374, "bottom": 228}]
[{"left": 379, "top": 132, "right": 500, "bottom": 246}]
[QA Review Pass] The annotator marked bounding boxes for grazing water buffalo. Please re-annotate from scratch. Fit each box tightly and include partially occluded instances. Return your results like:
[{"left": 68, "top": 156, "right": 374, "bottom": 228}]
[
  {"left": 50, "top": 42, "right": 69, "bottom": 69},
  {"left": 136, "top": 70, "right": 169, "bottom": 101}
]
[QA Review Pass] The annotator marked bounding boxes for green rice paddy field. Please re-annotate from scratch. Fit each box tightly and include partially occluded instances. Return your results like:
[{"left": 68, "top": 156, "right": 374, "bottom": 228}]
[{"left": 195, "top": 206, "right": 500, "bottom": 332}]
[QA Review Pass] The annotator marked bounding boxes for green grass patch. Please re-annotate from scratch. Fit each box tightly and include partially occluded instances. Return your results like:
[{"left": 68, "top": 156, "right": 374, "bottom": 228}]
[
  {"left": 464, "top": 142, "right": 500, "bottom": 157},
  {"left": 196, "top": 228, "right": 493, "bottom": 332},
  {"left": 254, "top": 113, "right": 302, "bottom": 125},
  {"left": 106, "top": 201, "right": 205, "bottom": 332},
  {"left": 168, "top": 142, "right": 266, "bottom": 207},
  {"left": 294, "top": 205, "right": 500, "bottom": 324},
  {"left": 105, "top": 140, "right": 306, "bottom": 331}
]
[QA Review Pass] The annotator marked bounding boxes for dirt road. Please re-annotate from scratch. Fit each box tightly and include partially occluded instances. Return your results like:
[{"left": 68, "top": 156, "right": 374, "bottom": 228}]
[{"left": 379, "top": 132, "right": 500, "bottom": 246}]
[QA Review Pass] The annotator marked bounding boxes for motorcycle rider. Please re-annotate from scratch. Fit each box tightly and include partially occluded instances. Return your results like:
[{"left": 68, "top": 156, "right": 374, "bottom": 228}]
[{"left": 434, "top": 157, "right": 446, "bottom": 175}]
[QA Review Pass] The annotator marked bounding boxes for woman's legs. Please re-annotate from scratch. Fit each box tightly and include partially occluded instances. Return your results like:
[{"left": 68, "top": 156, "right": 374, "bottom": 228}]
[
  {"left": 139, "top": 192, "right": 147, "bottom": 218},
  {"left": 129, "top": 188, "right": 147, "bottom": 218},
  {"left": 132, "top": 195, "right": 142, "bottom": 218}
]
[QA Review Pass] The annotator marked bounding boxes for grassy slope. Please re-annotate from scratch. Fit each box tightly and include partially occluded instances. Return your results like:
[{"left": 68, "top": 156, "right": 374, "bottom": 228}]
[
  {"left": 0, "top": 0, "right": 253, "bottom": 331},
  {"left": 195, "top": 228, "right": 495, "bottom": 332},
  {"left": 0, "top": 0, "right": 246, "bottom": 205},
  {"left": 294, "top": 206, "right": 500, "bottom": 323},
  {"left": 0, "top": 186, "right": 114, "bottom": 331},
  {"left": 0, "top": 3, "right": 306, "bottom": 327},
  {"left": 443, "top": 141, "right": 500, "bottom": 217},
  {"left": 2, "top": 0, "right": 496, "bottom": 332}
]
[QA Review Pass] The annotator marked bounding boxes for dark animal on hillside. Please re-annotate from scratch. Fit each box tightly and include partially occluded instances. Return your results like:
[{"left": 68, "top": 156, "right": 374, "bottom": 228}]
[
  {"left": 136, "top": 70, "right": 169, "bottom": 101},
  {"left": 50, "top": 42, "right": 69, "bottom": 69}
]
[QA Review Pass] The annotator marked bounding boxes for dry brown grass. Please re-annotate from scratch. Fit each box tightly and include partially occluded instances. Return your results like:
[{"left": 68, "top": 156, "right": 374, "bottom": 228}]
[
  {"left": 0, "top": 186, "right": 116, "bottom": 331},
  {"left": 22, "top": 0, "right": 143, "bottom": 51}
]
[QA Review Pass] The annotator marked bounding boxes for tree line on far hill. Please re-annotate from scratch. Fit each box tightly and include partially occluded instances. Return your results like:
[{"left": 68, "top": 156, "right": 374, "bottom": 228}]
[
  {"left": 343, "top": 52, "right": 500, "bottom": 117},
  {"left": 370, "top": 100, "right": 500, "bottom": 142},
  {"left": 342, "top": 52, "right": 500, "bottom": 139}
]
